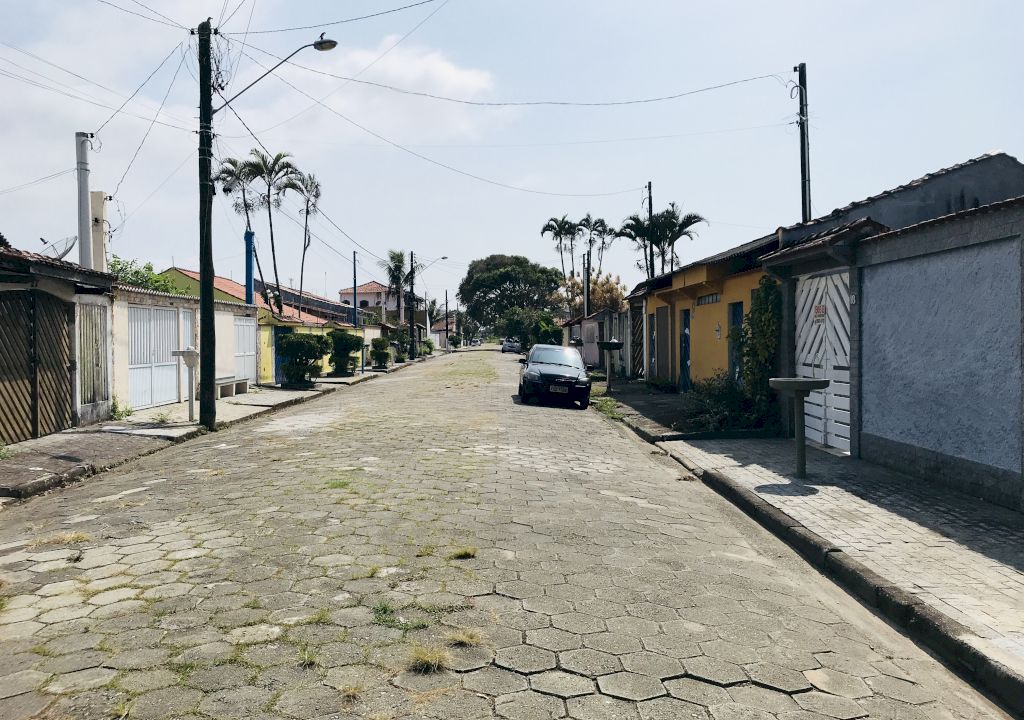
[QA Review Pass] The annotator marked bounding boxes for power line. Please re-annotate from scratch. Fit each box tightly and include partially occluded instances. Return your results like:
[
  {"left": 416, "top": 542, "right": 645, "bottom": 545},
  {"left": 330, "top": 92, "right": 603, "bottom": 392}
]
[
  {"left": 116, "top": 148, "right": 195, "bottom": 231},
  {"left": 220, "top": 0, "right": 250, "bottom": 29},
  {"left": 113, "top": 48, "right": 188, "bottom": 198},
  {"left": 258, "top": 0, "right": 450, "bottom": 134},
  {"left": 0, "top": 168, "right": 76, "bottom": 196},
  {"left": 92, "top": 0, "right": 185, "bottom": 28},
  {"left": 242, "top": 40, "right": 787, "bottom": 109},
  {"left": 224, "top": 0, "right": 438, "bottom": 35},
  {"left": 95, "top": 41, "right": 183, "bottom": 134},
  {"left": 236, "top": 51, "right": 642, "bottom": 198},
  {"left": 127, "top": 0, "right": 186, "bottom": 28}
]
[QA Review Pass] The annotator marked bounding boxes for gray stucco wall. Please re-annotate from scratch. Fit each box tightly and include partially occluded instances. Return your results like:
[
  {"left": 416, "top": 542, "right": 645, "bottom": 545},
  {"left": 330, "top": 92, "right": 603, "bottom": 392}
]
[{"left": 861, "top": 238, "right": 1022, "bottom": 475}]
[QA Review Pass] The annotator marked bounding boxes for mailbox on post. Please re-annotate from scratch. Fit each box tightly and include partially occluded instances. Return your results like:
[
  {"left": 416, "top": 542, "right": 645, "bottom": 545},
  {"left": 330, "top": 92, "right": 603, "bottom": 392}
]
[{"left": 171, "top": 346, "right": 200, "bottom": 422}]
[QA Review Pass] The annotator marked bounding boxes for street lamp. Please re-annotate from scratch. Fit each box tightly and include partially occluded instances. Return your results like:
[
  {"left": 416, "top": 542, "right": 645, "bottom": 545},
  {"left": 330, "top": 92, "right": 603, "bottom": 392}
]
[
  {"left": 196, "top": 19, "right": 335, "bottom": 430},
  {"left": 418, "top": 256, "right": 447, "bottom": 354}
]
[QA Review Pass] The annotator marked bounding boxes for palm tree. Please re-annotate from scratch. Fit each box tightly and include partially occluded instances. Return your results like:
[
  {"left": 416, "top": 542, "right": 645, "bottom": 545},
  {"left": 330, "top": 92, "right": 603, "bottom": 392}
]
[
  {"left": 214, "top": 157, "right": 269, "bottom": 304},
  {"left": 541, "top": 215, "right": 577, "bottom": 283},
  {"left": 617, "top": 214, "right": 651, "bottom": 279},
  {"left": 378, "top": 249, "right": 408, "bottom": 328},
  {"left": 241, "top": 149, "right": 301, "bottom": 313},
  {"left": 293, "top": 172, "right": 322, "bottom": 320},
  {"left": 659, "top": 203, "right": 707, "bottom": 274},
  {"left": 595, "top": 222, "right": 616, "bottom": 276}
]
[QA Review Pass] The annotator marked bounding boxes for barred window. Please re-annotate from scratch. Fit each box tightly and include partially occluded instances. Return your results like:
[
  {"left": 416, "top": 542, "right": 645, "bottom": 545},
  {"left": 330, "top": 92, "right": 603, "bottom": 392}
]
[{"left": 696, "top": 293, "right": 720, "bottom": 306}]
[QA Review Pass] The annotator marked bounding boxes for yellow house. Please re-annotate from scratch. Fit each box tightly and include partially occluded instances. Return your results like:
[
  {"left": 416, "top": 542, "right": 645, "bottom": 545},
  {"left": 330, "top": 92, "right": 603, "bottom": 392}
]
[
  {"left": 159, "top": 268, "right": 366, "bottom": 384},
  {"left": 638, "top": 235, "right": 776, "bottom": 388}
]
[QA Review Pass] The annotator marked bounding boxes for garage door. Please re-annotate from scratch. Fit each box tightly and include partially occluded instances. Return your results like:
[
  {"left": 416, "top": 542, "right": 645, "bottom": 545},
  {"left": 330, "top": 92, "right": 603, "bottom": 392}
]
[
  {"left": 129, "top": 305, "right": 179, "bottom": 409},
  {"left": 233, "top": 316, "right": 258, "bottom": 382},
  {"left": 796, "top": 271, "right": 851, "bottom": 451}
]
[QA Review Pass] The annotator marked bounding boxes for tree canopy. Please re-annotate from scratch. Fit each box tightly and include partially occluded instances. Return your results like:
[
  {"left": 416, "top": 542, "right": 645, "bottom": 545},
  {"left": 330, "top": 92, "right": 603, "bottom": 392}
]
[
  {"left": 109, "top": 255, "right": 177, "bottom": 293},
  {"left": 458, "top": 254, "right": 562, "bottom": 327}
]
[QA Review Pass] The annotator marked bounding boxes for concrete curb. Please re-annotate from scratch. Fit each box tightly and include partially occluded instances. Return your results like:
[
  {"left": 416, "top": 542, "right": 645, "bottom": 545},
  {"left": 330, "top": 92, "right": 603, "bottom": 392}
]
[{"left": 691, "top": 463, "right": 1024, "bottom": 717}]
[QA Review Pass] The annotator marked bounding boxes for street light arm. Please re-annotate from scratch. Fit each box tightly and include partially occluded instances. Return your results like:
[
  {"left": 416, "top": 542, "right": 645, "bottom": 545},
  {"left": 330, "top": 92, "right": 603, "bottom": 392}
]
[{"left": 212, "top": 44, "right": 312, "bottom": 115}]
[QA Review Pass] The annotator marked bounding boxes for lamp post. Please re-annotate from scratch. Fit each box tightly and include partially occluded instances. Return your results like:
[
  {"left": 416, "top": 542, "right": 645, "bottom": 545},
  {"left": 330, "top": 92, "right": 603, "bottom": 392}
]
[{"left": 196, "top": 19, "right": 335, "bottom": 429}]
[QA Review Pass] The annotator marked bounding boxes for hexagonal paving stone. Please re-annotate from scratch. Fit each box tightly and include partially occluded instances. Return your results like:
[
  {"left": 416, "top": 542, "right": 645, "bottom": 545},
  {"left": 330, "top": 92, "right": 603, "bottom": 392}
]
[
  {"left": 0, "top": 670, "right": 50, "bottom": 700},
  {"left": 198, "top": 686, "right": 277, "bottom": 719},
  {"left": 275, "top": 685, "right": 349, "bottom": 718},
  {"left": 637, "top": 696, "right": 710, "bottom": 720},
  {"left": 553, "top": 613, "right": 607, "bottom": 635},
  {"left": 605, "top": 616, "right": 661, "bottom": 637},
  {"left": 699, "top": 640, "right": 761, "bottom": 666},
  {"left": 44, "top": 667, "right": 117, "bottom": 693},
  {"left": 804, "top": 668, "right": 872, "bottom": 699},
  {"left": 566, "top": 693, "right": 641, "bottom": 719},
  {"left": 226, "top": 624, "right": 282, "bottom": 645},
  {"left": 527, "top": 627, "right": 584, "bottom": 652},
  {"left": 640, "top": 635, "right": 701, "bottom": 659},
  {"left": 530, "top": 670, "right": 595, "bottom": 698},
  {"left": 793, "top": 691, "right": 869, "bottom": 719},
  {"left": 598, "top": 671, "right": 667, "bottom": 701},
  {"left": 864, "top": 675, "right": 934, "bottom": 705},
  {"left": 620, "top": 652, "right": 684, "bottom": 679},
  {"left": 727, "top": 684, "right": 800, "bottom": 713},
  {"left": 128, "top": 687, "right": 203, "bottom": 719},
  {"left": 496, "top": 689, "right": 567, "bottom": 719},
  {"left": 745, "top": 662, "right": 812, "bottom": 693},
  {"left": 583, "top": 632, "right": 643, "bottom": 656},
  {"left": 447, "top": 645, "right": 494, "bottom": 672},
  {"left": 559, "top": 648, "right": 622, "bottom": 677},
  {"left": 663, "top": 677, "right": 732, "bottom": 707},
  {"left": 463, "top": 666, "right": 530, "bottom": 695},
  {"left": 706, "top": 702, "right": 776, "bottom": 720},
  {"left": 496, "top": 644, "right": 558, "bottom": 674},
  {"left": 684, "top": 656, "right": 747, "bottom": 686}
]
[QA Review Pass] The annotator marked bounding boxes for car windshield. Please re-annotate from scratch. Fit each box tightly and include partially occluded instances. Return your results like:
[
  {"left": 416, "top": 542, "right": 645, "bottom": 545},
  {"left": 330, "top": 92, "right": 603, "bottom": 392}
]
[{"left": 530, "top": 347, "right": 585, "bottom": 369}]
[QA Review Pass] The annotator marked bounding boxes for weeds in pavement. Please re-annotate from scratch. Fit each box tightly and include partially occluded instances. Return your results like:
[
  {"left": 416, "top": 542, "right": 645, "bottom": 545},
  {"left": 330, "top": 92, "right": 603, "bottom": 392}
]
[
  {"left": 406, "top": 644, "right": 451, "bottom": 674},
  {"left": 110, "top": 396, "right": 133, "bottom": 420},
  {"left": 112, "top": 699, "right": 132, "bottom": 719},
  {"left": 31, "top": 644, "right": 57, "bottom": 656},
  {"left": 373, "top": 602, "right": 428, "bottom": 631},
  {"left": 590, "top": 395, "right": 624, "bottom": 421},
  {"left": 153, "top": 411, "right": 172, "bottom": 424},
  {"left": 0, "top": 443, "right": 11, "bottom": 460},
  {"left": 415, "top": 545, "right": 435, "bottom": 557},
  {"left": 326, "top": 479, "right": 351, "bottom": 490},
  {"left": 297, "top": 644, "right": 318, "bottom": 668},
  {"left": 446, "top": 628, "right": 486, "bottom": 647},
  {"left": 27, "top": 531, "right": 91, "bottom": 548},
  {"left": 339, "top": 683, "right": 365, "bottom": 702},
  {"left": 446, "top": 546, "right": 477, "bottom": 560},
  {"left": 303, "top": 608, "right": 332, "bottom": 625}
]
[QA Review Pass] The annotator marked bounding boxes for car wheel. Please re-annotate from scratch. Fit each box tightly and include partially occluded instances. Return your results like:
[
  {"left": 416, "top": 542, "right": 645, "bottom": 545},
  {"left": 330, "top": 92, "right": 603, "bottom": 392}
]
[
  {"left": 517, "top": 383, "right": 524, "bottom": 400},
  {"left": 578, "top": 396, "right": 590, "bottom": 409}
]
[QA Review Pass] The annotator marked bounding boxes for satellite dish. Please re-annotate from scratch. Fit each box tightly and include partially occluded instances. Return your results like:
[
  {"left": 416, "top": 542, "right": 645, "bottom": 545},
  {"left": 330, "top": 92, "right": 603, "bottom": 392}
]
[{"left": 39, "top": 235, "right": 78, "bottom": 260}]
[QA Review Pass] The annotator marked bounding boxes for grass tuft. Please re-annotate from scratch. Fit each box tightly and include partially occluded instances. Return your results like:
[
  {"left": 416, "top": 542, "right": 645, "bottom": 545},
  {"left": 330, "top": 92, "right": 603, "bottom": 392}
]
[
  {"left": 590, "top": 395, "right": 624, "bottom": 420},
  {"left": 31, "top": 644, "right": 57, "bottom": 657},
  {"left": 297, "top": 644, "right": 318, "bottom": 668},
  {"left": 446, "top": 546, "right": 477, "bottom": 560},
  {"left": 27, "top": 532, "right": 91, "bottom": 548},
  {"left": 415, "top": 545, "right": 435, "bottom": 557},
  {"left": 406, "top": 644, "right": 451, "bottom": 674},
  {"left": 445, "top": 628, "right": 486, "bottom": 647},
  {"left": 326, "top": 479, "right": 351, "bottom": 490},
  {"left": 339, "top": 683, "right": 365, "bottom": 702},
  {"left": 373, "top": 602, "right": 428, "bottom": 631},
  {"left": 304, "top": 607, "right": 332, "bottom": 625}
]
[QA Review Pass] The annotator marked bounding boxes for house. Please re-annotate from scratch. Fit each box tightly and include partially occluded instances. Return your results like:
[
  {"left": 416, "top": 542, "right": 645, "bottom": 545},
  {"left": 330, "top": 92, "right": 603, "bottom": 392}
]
[
  {"left": 762, "top": 151, "right": 1024, "bottom": 454},
  {"left": 0, "top": 243, "right": 114, "bottom": 443},
  {"left": 160, "top": 268, "right": 383, "bottom": 384},
  {"left": 561, "top": 309, "right": 629, "bottom": 372},
  {"left": 255, "top": 278, "right": 375, "bottom": 326},
  {"left": 110, "top": 284, "right": 257, "bottom": 411},
  {"left": 338, "top": 280, "right": 389, "bottom": 311}
]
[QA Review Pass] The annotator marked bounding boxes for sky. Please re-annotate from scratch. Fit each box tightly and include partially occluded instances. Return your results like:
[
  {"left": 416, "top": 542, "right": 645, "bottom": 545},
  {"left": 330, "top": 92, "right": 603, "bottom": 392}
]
[{"left": 2, "top": 0, "right": 1022, "bottom": 308}]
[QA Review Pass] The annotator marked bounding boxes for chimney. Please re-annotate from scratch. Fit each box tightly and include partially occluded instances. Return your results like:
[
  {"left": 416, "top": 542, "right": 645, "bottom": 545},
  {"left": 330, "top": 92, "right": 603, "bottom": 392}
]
[{"left": 90, "top": 191, "right": 108, "bottom": 272}]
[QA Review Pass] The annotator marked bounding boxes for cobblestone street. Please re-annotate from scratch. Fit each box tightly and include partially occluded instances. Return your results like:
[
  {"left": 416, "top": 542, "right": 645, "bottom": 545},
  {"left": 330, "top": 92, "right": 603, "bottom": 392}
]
[{"left": 0, "top": 351, "right": 1010, "bottom": 719}]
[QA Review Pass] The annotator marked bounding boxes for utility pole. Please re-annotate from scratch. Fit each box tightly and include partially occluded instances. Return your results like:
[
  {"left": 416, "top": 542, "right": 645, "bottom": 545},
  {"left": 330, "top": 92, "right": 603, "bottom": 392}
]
[
  {"left": 646, "top": 180, "right": 654, "bottom": 279},
  {"left": 445, "top": 290, "right": 450, "bottom": 351},
  {"left": 244, "top": 229, "right": 254, "bottom": 304},
  {"left": 351, "top": 251, "right": 358, "bottom": 327},
  {"left": 75, "top": 132, "right": 93, "bottom": 269},
  {"left": 583, "top": 251, "right": 591, "bottom": 318},
  {"left": 795, "top": 62, "right": 812, "bottom": 223},
  {"left": 197, "top": 18, "right": 216, "bottom": 430},
  {"left": 408, "top": 250, "right": 417, "bottom": 358}
]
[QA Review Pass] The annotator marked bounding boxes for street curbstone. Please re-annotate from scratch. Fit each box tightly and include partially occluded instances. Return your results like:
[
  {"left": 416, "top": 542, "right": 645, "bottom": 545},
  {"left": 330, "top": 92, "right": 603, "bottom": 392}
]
[
  {"left": 784, "top": 526, "right": 839, "bottom": 568},
  {"left": 822, "top": 551, "right": 889, "bottom": 607}
]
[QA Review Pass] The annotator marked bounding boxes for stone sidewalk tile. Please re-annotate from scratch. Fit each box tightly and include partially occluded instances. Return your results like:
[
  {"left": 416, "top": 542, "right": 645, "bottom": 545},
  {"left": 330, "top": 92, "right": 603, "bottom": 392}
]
[{"left": 0, "top": 352, "right": 1012, "bottom": 719}]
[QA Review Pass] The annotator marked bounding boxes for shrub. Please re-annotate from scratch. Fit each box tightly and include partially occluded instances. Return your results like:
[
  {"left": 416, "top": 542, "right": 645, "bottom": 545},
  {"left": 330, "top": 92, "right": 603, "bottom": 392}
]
[
  {"left": 370, "top": 336, "right": 391, "bottom": 368},
  {"left": 391, "top": 329, "right": 410, "bottom": 362},
  {"left": 448, "top": 335, "right": 462, "bottom": 349},
  {"left": 328, "top": 330, "right": 363, "bottom": 375},
  {"left": 421, "top": 338, "right": 435, "bottom": 355},
  {"left": 278, "top": 333, "right": 330, "bottom": 385},
  {"left": 733, "top": 276, "right": 782, "bottom": 420}
]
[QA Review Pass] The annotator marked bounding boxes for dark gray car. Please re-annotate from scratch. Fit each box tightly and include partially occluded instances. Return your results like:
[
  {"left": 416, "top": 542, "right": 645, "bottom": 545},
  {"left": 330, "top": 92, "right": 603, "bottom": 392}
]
[{"left": 517, "top": 344, "right": 592, "bottom": 408}]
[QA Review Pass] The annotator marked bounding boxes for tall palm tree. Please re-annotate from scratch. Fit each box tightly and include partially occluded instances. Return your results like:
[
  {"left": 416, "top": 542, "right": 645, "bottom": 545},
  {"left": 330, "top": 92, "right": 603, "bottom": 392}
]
[
  {"left": 541, "top": 215, "right": 577, "bottom": 283},
  {"left": 242, "top": 149, "right": 301, "bottom": 313},
  {"left": 659, "top": 203, "right": 707, "bottom": 274},
  {"left": 595, "top": 222, "right": 616, "bottom": 276},
  {"left": 293, "top": 172, "right": 322, "bottom": 320},
  {"left": 214, "top": 157, "right": 269, "bottom": 304},
  {"left": 378, "top": 249, "right": 408, "bottom": 328},
  {"left": 617, "top": 214, "right": 651, "bottom": 279}
]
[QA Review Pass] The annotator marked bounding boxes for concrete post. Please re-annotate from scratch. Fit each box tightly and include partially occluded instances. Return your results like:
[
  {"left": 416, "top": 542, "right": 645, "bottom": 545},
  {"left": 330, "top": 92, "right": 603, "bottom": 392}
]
[{"left": 76, "top": 132, "right": 93, "bottom": 269}]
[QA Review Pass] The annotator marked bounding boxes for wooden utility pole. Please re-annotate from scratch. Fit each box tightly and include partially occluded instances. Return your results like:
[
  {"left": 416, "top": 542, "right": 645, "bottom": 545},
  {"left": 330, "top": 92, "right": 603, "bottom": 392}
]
[
  {"left": 795, "top": 62, "right": 812, "bottom": 223},
  {"left": 408, "top": 250, "right": 416, "bottom": 358},
  {"left": 647, "top": 180, "right": 654, "bottom": 278},
  {"left": 197, "top": 19, "right": 216, "bottom": 430}
]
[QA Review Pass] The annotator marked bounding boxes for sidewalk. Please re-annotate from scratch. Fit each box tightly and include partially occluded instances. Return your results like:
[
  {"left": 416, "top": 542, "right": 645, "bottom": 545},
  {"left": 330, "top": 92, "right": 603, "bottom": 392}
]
[{"left": 659, "top": 436, "right": 1024, "bottom": 713}]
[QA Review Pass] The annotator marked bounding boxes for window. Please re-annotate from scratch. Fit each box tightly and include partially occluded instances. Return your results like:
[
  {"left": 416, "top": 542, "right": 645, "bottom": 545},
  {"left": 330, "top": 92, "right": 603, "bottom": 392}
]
[
  {"left": 529, "top": 346, "right": 585, "bottom": 369},
  {"left": 359, "top": 300, "right": 369, "bottom": 308},
  {"left": 696, "top": 293, "right": 720, "bottom": 306}
]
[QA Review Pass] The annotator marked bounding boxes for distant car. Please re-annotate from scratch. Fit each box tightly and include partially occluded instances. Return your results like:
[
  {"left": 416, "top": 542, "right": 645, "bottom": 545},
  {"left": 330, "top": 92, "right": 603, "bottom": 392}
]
[
  {"left": 501, "top": 338, "right": 521, "bottom": 353},
  {"left": 470, "top": 338, "right": 482, "bottom": 346},
  {"left": 518, "top": 344, "right": 592, "bottom": 409}
]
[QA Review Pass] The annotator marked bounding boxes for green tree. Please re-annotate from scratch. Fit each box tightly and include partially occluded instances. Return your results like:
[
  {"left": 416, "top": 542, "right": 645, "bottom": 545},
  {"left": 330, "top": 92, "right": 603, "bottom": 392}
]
[
  {"left": 733, "top": 276, "right": 782, "bottom": 419},
  {"left": 109, "top": 255, "right": 177, "bottom": 292},
  {"left": 294, "top": 172, "right": 322, "bottom": 319},
  {"left": 378, "top": 249, "right": 409, "bottom": 329},
  {"left": 497, "top": 308, "right": 562, "bottom": 349},
  {"left": 277, "top": 333, "right": 330, "bottom": 385},
  {"left": 458, "top": 255, "right": 562, "bottom": 327},
  {"left": 328, "top": 329, "right": 363, "bottom": 374},
  {"left": 617, "top": 214, "right": 652, "bottom": 279},
  {"left": 562, "top": 273, "right": 626, "bottom": 318},
  {"left": 541, "top": 215, "right": 578, "bottom": 286},
  {"left": 214, "top": 157, "right": 270, "bottom": 305},
  {"left": 242, "top": 149, "right": 302, "bottom": 312}
]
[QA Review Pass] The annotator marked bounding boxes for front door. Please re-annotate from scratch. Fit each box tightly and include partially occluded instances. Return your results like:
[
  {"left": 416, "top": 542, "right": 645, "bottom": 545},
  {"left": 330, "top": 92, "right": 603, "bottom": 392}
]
[
  {"left": 728, "top": 301, "right": 744, "bottom": 382},
  {"left": 679, "top": 309, "right": 691, "bottom": 391},
  {"left": 796, "top": 271, "right": 851, "bottom": 451},
  {"left": 655, "top": 306, "right": 670, "bottom": 383}
]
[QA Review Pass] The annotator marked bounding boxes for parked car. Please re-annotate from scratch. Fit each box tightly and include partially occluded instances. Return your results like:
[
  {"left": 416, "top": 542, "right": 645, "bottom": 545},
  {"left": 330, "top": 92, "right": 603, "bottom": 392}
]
[
  {"left": 470, "top": 338, "right": 482, "bottom": 346},
  {"left": 518, "top": 344, "right": 592, "bottom": 408},
  {"left": 501, "top": 338, "right": 522, "bottom": 353}
]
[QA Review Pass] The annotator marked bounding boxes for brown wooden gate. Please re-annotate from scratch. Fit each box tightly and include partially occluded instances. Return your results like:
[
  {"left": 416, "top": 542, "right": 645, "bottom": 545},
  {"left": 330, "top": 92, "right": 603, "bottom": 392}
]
[
  {"left": 0, "top": 290, "right": 73, "bottom": 444},
  {"left": 629, "top": 300, "right": 644, "bottom": 378}
]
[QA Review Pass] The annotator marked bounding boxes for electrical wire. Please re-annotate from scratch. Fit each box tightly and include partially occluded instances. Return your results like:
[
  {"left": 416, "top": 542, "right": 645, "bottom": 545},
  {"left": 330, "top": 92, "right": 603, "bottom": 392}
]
[
  {"left": 95, "top": 41, "right": 183, "bottom": 134},
  {"left": 0, "top": 168, "right": 76, "bottom": 196},
  {"left": 127, "top": 0, "right": 186, "bottom": 28},
  {"left": 236, "top": 51, "right": 642, "bottom": 198},
  {"left": 226, "top": 0, "right": 257, "bottom": 92},
  {"left": 92, "top": 0, "right": 185, "bottom": 28},
  {"left": 224, "top": 0, "right": 438, "bottom": 35},
  {"left": 112, "top": 47, "right": 187, "bottom": 198},
  {"left": 115, "top": 148, "right": 195, "bottom": 232},
  {"left": 220, "top": 0, "right": 250, "bottom": 29},
  {"left": 241, "top": 40, "right": 787, "bottom": 109},
  {"left": 258, "top": 0, "right": 450, "bottom": 134}
]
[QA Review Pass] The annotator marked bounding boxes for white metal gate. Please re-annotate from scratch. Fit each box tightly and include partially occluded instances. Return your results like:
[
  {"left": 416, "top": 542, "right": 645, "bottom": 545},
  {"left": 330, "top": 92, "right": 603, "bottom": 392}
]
[
  {"left": 233, "top": 316, "right": 258, "bottom": 382},
  {"left": 128, "top": 305, "right": 179, "bottom": 409},
  {"left": 796, "top": 271, "right": 851, "bottom": 451}
]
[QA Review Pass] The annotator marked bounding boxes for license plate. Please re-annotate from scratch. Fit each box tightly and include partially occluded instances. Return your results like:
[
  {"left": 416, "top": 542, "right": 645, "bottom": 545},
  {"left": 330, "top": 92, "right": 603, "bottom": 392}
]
[{"left": 549, "top": 385, "right": 569, "bottom": 394}]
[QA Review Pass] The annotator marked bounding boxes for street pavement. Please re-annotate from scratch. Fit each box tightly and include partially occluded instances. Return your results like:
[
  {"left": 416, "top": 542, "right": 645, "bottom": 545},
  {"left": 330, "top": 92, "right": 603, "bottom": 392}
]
[{"left": 0, "top": 350, "right": 1010, "bottom": 719}]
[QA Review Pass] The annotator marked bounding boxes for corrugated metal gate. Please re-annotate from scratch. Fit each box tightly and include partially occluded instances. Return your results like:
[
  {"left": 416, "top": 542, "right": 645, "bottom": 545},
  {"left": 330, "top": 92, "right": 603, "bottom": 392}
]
[
  {"left": 0, "top": 290, "right": 73, "bottom": 444},
  {"left": 796, "top": 271, "right": 852, "bottom": 451},
  {"left": 233, "top": 316, "right": 257, "bottom": 382},
  {"left": 78, "top": 304, "right": 108, "bottom": 405},
  {"left": 629, "top": 301, "right": 644, "bottom": 377},
  {"left": 128, "top": 305, "right": 179, "bottom": 409}
]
